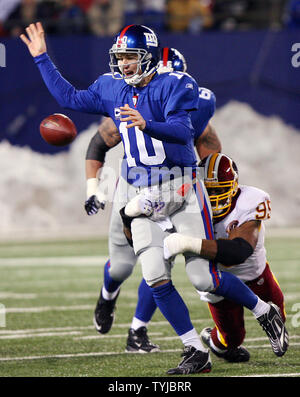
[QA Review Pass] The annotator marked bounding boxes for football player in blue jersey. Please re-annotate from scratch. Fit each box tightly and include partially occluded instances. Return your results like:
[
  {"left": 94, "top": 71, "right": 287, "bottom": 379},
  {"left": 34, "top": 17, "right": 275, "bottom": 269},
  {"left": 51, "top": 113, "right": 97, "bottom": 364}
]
[
  {"left": 85, "top": 47, "right": 220, "bottom": 355},
  {"left": 21, "top": 23, "right": 284, "bottom": 375}
]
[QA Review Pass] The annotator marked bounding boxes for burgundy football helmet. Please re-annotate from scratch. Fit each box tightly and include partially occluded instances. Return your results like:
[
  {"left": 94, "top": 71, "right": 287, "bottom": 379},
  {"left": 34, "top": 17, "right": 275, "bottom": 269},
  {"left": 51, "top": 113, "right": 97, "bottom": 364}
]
[{"left": 201, "top": 153, "right": 239, "bottom": 218}]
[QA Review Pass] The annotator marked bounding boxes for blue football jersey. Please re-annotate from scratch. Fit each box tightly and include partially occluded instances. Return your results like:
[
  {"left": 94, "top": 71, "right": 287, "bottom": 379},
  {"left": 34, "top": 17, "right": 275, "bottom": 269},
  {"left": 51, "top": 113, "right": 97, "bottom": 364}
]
[
  {"left": 192, "top": 87, "right": 216, "bottom": 141},
  {"left": 90, "top": 71, "right": 198, "bottom": 160},
  {"left": 34, "top": 54, "right": 209, "bottom": 186}
]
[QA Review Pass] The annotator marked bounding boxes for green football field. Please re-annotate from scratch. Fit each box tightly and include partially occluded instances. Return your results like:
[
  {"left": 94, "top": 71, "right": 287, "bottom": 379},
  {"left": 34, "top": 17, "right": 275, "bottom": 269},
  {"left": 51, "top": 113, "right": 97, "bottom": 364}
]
[{"left": 0, "top": 235, "right": 299, "bottom": 378}]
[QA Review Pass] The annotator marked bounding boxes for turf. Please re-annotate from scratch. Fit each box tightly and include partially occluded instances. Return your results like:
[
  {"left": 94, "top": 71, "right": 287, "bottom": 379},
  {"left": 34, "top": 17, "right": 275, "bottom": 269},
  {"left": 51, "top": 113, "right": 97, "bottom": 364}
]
[{"left": 0, "top": 235, "right": 299, "bottom": 378}]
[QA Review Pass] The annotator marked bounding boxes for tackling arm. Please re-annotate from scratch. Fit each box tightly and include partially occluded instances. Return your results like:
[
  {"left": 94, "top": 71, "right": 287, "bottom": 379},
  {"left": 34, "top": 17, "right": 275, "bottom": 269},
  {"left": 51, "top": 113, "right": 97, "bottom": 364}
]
[{"left": 164, "top": 220, "right": 260, "bottom": 265}]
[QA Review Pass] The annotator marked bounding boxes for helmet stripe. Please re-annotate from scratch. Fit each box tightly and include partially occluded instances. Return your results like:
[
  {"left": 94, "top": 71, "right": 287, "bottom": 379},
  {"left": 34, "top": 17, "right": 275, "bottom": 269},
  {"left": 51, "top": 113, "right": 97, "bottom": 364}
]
[
  {"left": 207, "top": 153, "right": 219, "bottom": 179},
  {"left": 162, "top": 47, "right": 169, "bottom": 66},
  {"left": 118, "top": 24, "right": 134, "bottom": 43}
]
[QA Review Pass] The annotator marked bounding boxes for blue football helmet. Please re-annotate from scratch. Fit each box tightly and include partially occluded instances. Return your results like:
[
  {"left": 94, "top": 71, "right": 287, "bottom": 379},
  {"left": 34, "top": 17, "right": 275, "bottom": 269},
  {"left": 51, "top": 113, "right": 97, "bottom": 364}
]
[
  {"left": 158, "top": 47, "right": 187, "bottom": 74},
  {"left": 109, "top": 24, "right": 160, "bottom": 86}
]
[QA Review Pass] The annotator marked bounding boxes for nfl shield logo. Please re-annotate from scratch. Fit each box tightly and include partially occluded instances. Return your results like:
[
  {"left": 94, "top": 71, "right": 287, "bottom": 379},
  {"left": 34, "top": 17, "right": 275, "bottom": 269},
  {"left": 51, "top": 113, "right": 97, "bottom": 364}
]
[
  {"left": 114, "top": 107, "right": 121, "bottom": 119},
  {"left": 132, "top": 94, "right": 139, "bottom": 107}
]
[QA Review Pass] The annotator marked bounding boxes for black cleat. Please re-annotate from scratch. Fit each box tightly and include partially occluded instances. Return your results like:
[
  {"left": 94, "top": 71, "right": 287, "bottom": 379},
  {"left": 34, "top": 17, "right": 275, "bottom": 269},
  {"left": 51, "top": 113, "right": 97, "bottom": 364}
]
[
  {"left": 200, "top": 327, "right": 250, "bottom": 363},
  {"left": 93, "top": 290, "right": 120, "bottom": 334},
  {"left": 257, "top": 302, "right": 289, "bottom": 357},
  {"left": 125, "top": 327, "right": 160, "bottom": 353},
  {"left": 167, "top": 345, "right": 211, "bottom": 375}
]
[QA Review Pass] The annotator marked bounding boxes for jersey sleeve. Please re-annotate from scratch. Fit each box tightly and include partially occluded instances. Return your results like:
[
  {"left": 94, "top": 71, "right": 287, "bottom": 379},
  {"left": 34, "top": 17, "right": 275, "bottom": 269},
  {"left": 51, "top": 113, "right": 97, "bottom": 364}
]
[
  {"left": 34, "top": 53, "right": 108, "bottom": 114},
  {"left": 162, "top": 73, "right": 199, "bottom": 118},
  {"left": 237, "top": 187, "right": 271, "bottom": 226},
  {"left": 193, "top": 88, "right": 216, "bottom": 140}
]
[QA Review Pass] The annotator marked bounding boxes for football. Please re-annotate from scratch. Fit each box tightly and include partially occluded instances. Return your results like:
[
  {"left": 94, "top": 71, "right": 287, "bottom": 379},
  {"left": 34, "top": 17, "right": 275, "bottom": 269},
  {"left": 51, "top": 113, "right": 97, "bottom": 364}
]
[{"left": 40, "top": 113, "right": 77, "bottom": 146}]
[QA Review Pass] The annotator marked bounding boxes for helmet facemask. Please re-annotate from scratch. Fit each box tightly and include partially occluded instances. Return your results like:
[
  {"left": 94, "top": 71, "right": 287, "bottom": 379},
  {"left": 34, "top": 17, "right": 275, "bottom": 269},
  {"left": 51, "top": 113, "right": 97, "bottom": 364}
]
[
  {"left": 203, "top": 153, "right": 239, "bottom": 219},
  {"left": 109, "top": 47, "right": 156, "bottom": 86},
  {"left": 205, "top": 179, "right": 238, "bottom": 218}
]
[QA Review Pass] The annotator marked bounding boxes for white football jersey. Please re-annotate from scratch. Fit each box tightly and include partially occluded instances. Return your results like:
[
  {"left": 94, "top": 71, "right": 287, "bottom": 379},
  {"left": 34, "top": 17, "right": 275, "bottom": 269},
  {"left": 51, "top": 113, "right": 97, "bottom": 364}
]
[{"left": 198, "top": 184, "right": 271, "bottom": 303}]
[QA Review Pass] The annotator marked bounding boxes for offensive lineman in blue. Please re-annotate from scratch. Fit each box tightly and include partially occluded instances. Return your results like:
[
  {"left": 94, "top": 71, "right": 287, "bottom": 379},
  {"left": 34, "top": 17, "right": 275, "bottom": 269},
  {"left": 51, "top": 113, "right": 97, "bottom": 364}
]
[{"left": 21, "top": 23, "right": 286, "bottom": 374}]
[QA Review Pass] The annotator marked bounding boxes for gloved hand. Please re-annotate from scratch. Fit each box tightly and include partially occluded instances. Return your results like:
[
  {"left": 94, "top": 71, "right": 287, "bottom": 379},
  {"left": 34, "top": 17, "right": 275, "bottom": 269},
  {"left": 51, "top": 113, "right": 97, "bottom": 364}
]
[{"left": 84, "top": 195, "right": 105, "bottom": 216}]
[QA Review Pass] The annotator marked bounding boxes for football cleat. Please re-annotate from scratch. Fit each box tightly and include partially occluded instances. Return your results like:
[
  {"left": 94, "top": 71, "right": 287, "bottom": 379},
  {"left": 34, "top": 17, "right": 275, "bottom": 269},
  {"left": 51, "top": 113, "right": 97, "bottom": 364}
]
[
  {"left": 167, "top": 345, "right": 211, "bottom": 375},
  {"left": 93, "top": 290, "right": 120, "bottom": 334},
  {"left": 257, "top": 302, "right": 289, "bottom": 357},
  {"left": 200, "top": 327, "right": 250, "bottom": 363},
  {"left": 125, "top": 327, "right": 160, "bottom": 353}
]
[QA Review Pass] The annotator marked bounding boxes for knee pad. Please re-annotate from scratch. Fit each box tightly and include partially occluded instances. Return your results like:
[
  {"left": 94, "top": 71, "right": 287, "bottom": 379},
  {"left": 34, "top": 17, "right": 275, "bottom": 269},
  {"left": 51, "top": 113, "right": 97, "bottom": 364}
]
[
  {"left": 109, "top": 260, "right": 133, "bottom": 282},
  {"left": 185, "top": 255, "right": 215, "bottom": 292},
  {"left": 139, "top": 246, "right": 171, "bottom": 287},
  {"left": 108, "top": 241, "right": 137, "bottom": 282},
  {"left": 131, "top": 218, "right": 165, "bottom": 256}
]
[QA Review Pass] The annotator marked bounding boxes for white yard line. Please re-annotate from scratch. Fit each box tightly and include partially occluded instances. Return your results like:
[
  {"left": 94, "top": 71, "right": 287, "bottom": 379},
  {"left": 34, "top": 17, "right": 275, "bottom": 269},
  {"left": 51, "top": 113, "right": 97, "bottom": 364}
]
[
  {"left": 0, "top": 293, "right": 38, "bottom": 299},
  {"left": 0, "top": 344, "right": 299, "bottom": 368},
  {"left": 232, "top": 373, "right": 300, "bottom": 377},
  {"left": 0, "top": 349, "right": 181, "bottom": 362},
  {"left": 0, "top": 256, "right": 107, "bottom": 266},
  {"left": 5, "top": 305, "right": 94, "bottom": 313},
  {"left": 74, "top": 332, "right": 163, "bottom": 341},
  {"left": 0, "top": 331, "right": 82, "bottom": 339},
  {"left": 0, "top": 325, "right": 95, "bottom": 334},
  {"left": 0, "top": 292, "right": 97, "bottom": 299}
]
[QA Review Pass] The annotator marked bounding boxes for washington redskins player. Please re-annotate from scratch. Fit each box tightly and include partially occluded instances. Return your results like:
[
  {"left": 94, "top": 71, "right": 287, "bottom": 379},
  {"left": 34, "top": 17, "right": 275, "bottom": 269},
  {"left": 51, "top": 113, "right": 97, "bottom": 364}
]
[{"left": 163, "top": 153, "right": 288, "bottom": 362}]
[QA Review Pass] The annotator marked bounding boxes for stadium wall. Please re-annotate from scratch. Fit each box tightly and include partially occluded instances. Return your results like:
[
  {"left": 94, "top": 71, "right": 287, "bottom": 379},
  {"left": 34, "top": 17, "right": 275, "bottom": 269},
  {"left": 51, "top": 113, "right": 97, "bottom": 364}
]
[{"left": 1, "top": 29, "right": 299, "bottom": 152}]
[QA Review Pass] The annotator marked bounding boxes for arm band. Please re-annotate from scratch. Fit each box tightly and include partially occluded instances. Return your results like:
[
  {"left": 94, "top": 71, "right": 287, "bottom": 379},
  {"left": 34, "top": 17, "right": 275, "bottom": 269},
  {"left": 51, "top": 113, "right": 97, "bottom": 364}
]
[
  {"left": 85, "top": 131, "right": 110, "bottom": 162},
  {"left": 215, "top": 237, "right": 254, "bottom": 266}
]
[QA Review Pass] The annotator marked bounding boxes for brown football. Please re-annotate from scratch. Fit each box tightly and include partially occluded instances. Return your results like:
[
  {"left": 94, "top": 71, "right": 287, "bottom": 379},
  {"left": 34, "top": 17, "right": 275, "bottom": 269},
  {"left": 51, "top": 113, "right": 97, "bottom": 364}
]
[{"left": 40, "top": 113, "right": 77, "bottom": 146}]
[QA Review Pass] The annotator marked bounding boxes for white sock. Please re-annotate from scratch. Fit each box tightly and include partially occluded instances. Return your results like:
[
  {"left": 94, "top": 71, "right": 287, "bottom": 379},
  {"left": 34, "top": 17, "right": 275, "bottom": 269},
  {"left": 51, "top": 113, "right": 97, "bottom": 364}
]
[
  {"left": 180, "top": 328, "right": 207, "bottom": 352},
  {"left": 210, "top": 337, "right": 227, "bottom": 354},
  {"left": 251, "top": 297, "right": 270, "bottom": 318},
  {"left": 102, "top": 286, "right": 120, "bottom": 301},
  {"left": 131, "top": 317, "right": 148, "bottom": 330}
]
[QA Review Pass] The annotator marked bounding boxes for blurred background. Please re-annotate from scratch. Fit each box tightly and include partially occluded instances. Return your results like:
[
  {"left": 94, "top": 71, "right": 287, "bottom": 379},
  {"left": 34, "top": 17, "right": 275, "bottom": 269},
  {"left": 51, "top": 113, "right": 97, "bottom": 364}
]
[{"left": 0, "top": 0, "right": 300, "bottom": 239}]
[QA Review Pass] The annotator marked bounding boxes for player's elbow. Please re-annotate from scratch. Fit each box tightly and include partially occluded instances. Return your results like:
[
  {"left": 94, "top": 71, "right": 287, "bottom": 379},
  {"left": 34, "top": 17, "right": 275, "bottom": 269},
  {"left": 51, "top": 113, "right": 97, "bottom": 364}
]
[
  {"left": 56, "top": 96, "right": 69, "bottom": 109},
  {"left": 170, "top": 123, "right": 192, "bottom": 144},
  {"left": 176, "top": 133, "right": 190, "bottom": 145},
  {"left": 215, "top": 237, "right": 254, "bottom": 266}
]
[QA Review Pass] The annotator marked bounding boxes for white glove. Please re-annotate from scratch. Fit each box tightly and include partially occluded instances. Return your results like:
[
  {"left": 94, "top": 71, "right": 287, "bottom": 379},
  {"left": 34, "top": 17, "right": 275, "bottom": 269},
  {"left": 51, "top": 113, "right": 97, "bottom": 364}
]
[
  {"left": 163, "top": 233, "right": 202, "bottom": 260},
  {"left": 124, "top": 194, "right": 153, "bottom": 217}
]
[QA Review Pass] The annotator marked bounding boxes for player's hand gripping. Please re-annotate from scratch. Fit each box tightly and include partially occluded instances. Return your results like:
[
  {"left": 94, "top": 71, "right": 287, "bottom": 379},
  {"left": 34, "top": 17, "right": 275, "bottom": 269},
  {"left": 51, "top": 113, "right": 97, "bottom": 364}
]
[
  {"left": 120, "top": 104, "right": 146, "bottom": 130},
  {"left": 84, "top": 195, "right": 105, "bottom": 216},
  {"left": 20, "top": 22, "right": 47, "bottom": 57}
]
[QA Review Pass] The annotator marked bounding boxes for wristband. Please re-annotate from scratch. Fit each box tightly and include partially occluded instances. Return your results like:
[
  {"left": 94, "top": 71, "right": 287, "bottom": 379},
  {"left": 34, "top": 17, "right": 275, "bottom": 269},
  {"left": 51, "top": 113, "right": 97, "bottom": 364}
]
[
  {"left": 182, "top": 235, "right": 203, "bottom": 255},
  {"left": 86, "top": 178, "right": 99, "bottom": 199}
]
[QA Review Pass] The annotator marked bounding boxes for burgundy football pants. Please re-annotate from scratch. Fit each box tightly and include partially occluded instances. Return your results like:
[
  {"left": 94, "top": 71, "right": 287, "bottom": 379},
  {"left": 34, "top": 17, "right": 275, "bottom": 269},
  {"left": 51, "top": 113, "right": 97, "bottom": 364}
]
[{"left": 208, "top": 263, "right": 285, "bottom": 350}]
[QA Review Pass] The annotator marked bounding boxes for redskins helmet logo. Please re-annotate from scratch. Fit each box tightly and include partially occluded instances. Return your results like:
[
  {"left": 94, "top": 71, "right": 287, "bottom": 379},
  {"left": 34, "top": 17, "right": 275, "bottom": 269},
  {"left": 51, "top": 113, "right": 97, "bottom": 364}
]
[{"left": 226, "top": 220, "right": 239, "bottom": 235}]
